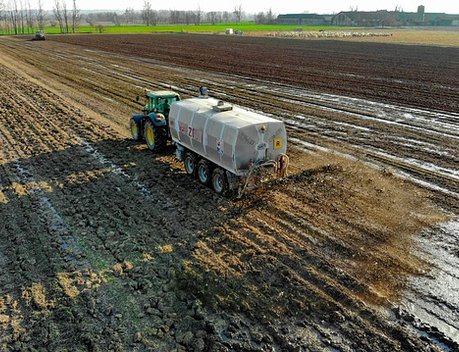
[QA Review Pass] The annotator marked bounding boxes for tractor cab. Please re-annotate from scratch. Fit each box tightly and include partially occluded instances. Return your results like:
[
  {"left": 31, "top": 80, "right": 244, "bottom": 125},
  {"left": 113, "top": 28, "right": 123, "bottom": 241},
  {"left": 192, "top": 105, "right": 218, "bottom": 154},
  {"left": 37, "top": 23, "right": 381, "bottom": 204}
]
[
  {"left": 142, "top": 90, "right": 180, "bottom": 117},
  {"left": 131, "top": 89, "right": 181, "bottom": 151}
]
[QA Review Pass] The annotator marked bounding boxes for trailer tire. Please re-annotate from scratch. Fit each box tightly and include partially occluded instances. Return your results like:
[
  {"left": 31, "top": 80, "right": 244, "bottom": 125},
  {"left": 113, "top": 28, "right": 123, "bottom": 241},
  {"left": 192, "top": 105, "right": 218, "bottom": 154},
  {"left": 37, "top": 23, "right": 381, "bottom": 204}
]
[
  {"left": 184, "top": 152, "right": 197, "bottom": 177},
  {"left": 212, "top": 168, "right": 229, "bottom": 195},
  {"left": 197, "top": 159, "right": 212, "bottom": 185},
  {"left": 144, "top": 120, "right": 166, "bottom": 151},
  {"left": 130, "top": 119, "right": 142, "bottom": 141}
]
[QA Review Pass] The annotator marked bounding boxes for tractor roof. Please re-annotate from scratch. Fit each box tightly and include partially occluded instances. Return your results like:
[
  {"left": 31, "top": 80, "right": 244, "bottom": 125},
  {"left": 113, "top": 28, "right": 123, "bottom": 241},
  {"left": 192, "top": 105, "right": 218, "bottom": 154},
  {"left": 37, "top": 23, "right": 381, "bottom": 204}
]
[{"left": 146, "top": 90, "right": 179, "bottom": 98}]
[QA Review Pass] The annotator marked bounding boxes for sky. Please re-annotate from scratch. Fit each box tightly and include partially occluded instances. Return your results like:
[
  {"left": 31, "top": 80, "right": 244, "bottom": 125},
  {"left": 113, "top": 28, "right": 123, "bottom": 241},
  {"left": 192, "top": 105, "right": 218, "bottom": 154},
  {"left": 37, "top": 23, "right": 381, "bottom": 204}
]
[{"left": 41, "top": 0, "right": 459, "bottom": 14}]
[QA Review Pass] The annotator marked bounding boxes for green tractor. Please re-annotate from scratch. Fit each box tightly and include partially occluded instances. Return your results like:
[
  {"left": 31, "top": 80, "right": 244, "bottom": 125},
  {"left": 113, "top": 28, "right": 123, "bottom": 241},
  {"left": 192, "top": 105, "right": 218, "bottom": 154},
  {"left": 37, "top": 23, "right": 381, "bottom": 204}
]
[{"left": 130, "top": 90, "right": 181, "bottom": 151}]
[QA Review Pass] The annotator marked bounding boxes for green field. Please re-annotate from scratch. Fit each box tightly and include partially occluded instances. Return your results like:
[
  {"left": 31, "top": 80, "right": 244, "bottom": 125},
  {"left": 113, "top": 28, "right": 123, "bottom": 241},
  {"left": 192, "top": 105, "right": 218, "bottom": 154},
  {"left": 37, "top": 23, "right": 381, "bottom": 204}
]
[{"left": 2, "top": 23, "right": 354, "bottom": 35}]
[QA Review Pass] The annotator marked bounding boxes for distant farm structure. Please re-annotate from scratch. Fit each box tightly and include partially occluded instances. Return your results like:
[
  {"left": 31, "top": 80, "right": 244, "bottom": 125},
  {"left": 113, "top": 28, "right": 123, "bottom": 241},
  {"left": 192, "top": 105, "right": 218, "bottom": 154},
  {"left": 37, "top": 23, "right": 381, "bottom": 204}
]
[
  {"left": 277, "top": 14, "right": 333, "bottom": 26},
  {"left": 278, "top": 6, "right": 459, "bottom": 27}
]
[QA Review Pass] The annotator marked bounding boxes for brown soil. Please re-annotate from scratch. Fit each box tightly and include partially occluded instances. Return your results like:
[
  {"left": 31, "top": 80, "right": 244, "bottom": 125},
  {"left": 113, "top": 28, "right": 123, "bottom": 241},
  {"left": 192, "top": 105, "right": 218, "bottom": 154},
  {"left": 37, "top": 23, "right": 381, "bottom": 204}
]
[
  {"left": 0, "top": 35, "right": 458, "bottom": 351},
  {"left": 50, "top": 33, "right": 459, "bottom": 113}
]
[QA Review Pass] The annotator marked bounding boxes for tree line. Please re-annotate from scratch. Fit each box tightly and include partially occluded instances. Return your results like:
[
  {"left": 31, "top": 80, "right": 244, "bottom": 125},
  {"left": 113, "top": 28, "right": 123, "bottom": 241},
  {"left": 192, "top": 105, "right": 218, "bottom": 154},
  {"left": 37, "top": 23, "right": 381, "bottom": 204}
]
[
  {"left": 87, "top": 4, "right": 276, "bottom": 27},
  {"left": 0, "top": 0, "right": 43, "bottom": 34},
  {"left": 53, "top": 0, "right": 80, "bottom": 33},
  {"left": 0, "top": 0, "right": 79, "bottom": 34},
  {"left": 0, "top": 1, "right": 278, "bottom": 35},
  {"left": 88, "top": 3, "right": 247, "bottom": 26}
]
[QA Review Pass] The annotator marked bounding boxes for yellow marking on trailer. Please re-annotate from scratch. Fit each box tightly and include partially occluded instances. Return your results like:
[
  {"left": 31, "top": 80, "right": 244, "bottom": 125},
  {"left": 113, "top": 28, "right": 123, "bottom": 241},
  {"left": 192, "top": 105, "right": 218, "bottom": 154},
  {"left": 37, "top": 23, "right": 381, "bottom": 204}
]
[{"left": 274, "top": 137, "right": 283, "bottom": 149}]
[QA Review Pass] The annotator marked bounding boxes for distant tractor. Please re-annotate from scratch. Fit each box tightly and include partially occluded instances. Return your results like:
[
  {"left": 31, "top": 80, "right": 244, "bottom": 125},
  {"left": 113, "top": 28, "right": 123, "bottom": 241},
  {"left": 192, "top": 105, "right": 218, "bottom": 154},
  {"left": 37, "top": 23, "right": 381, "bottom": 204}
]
[
  {"left": 130, "top": 90, "right": 181, "bottom": 151},
  {"left": 32, "top": 32, "right": 45, "bottom": 41},
  {"left": 130, "top": 87, "right": 289, "bottom": 196}
]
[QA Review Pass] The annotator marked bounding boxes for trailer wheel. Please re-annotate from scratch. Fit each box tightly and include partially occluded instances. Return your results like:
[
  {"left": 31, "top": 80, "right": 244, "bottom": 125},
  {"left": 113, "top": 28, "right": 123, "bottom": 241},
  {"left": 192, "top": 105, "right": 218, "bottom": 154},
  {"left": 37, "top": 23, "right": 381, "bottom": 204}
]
[
  {"left": 184, "top": 152, "right": 197, "bottom": 177},
  {"left": 144, "top": 120, "right": 166, "bottom": 151},
  {"left": 212, "top": 168, "right": 229, "bottom": 195},
  {"left": 130, "top": 119, "right": 142, "bottom": 141},
  {"left": 197, "top": 159, "right": 212, "bottom": 185}
]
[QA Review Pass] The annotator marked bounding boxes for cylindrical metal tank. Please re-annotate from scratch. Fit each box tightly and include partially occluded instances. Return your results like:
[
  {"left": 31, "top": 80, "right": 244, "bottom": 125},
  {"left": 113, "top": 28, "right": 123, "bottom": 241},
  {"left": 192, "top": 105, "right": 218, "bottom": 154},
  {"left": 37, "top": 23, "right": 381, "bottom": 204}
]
[{"left": 169, "top": 97, "right": 287, "bottom": 176}]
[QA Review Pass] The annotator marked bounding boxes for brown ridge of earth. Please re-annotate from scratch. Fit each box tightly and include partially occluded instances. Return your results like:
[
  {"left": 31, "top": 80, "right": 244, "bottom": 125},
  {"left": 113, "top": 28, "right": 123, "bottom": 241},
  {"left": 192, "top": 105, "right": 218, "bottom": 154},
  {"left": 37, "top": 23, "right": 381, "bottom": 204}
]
[{"left": 49, "top": 33, "right": 459, "bottom": 113}]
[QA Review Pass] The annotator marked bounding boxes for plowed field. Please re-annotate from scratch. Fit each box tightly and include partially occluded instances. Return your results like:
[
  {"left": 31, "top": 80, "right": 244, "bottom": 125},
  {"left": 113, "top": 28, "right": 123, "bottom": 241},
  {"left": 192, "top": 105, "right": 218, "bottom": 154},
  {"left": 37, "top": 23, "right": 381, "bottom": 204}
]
[{"left": 0, "top": 34, "right": 458, "bottom": 351}]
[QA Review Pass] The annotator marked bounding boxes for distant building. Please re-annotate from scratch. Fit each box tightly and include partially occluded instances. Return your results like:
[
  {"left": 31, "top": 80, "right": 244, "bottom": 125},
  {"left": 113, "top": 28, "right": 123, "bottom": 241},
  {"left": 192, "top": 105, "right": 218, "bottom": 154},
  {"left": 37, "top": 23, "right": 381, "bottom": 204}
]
[
  {"left": 277, "top": 14, "right": 332, "bottom": 26},
  {"left": 332, "top": 6, "right": 459, "bottom": 27},
  {"left": 417, "top": 5, "right": 425, "bottom": 22},
  {"left": 332, "top": 10, "right": 397, "bottom": 26}
]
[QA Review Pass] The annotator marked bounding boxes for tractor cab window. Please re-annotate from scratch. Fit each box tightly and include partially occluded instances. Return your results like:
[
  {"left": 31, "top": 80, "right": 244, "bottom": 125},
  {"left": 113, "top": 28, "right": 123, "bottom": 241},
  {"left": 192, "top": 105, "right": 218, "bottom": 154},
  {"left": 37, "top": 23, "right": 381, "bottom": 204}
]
[
  {"left": 145, "top": 97, "right": 157, "bottom": 111},
  {"left": 158, "top": 98, "right": 174, "bottom": 109},
  {"left": 158, "top": 97, "right": 171, "bottom": 113}
]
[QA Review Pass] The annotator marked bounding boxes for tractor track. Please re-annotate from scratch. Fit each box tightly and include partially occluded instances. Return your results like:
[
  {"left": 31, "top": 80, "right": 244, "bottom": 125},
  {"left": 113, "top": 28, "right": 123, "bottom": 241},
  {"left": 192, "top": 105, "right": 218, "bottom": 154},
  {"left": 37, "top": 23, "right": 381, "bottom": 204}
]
[
  {"left": 0, "top": 36, "right": 458, "bottom": 351},
  {"left": 0, "top": 63, "right": 211, "bottom": 351}
]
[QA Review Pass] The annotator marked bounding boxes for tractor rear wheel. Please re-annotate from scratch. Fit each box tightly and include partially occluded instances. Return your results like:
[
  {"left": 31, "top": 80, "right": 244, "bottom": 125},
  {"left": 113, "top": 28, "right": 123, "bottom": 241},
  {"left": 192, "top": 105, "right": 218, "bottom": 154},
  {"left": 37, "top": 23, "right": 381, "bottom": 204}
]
[
  {"left": 144, "top": 120, "right": 166, "bottom": 151},
  {"left": 197, "top": 159, "right": 212, "bottom": 185},
  {"left": 212, "top": 167, "right": 229, "bottom": 195},
  {"left": 130, "top": 119, "right": 142, "bottom": 141},
  {"left": 184, "top": 152, "right": 197, "bottom": 177}
]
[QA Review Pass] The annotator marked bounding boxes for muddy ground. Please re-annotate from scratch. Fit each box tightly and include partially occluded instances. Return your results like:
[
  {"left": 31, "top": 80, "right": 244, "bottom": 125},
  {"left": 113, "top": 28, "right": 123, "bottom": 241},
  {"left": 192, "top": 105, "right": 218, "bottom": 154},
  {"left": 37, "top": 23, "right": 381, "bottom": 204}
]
[
  {"left": 0, "top": 35, "right": 458, "bottom": 351},
  {"left": 51, "top": 33, "right": 459, "bottom": 113}
]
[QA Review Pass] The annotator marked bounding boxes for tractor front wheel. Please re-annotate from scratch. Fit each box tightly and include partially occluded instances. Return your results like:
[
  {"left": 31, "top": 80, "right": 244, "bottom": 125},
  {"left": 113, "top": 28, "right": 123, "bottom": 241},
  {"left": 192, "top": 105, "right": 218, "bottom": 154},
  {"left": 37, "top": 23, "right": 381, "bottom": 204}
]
[
  {"left": 144, "top": 120, "right": 166, "bottom": 151},
  {"left": 130, "top": 119, "right": 142, "bottom": 141}
]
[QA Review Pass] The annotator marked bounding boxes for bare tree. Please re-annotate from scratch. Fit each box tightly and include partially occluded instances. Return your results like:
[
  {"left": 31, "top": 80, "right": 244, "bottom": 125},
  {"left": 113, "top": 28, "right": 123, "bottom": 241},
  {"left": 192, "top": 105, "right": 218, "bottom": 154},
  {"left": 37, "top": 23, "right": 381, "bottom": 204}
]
[
  {"left": 8, "top": 0, "right": 19, "bottom": 34},
  {"left": 169, "top": 9, "right": 179, "bottom": 24},
  {"left": 62, "top": 0, "right": 69, "bottom": 32},
  {"left": 255, "top": 11, "right": 265, "bottom": 24},
  {"left": 222, "top": 11, "right": 230, "bottom": 23},
  {"left": 0, "top": 0, "right": 6, "bottom": 33},
  {"left": 124, "top": 7, "right": 135, "bottom": 24},
  {"left": 207, "top": 11, "right": 217, "bottom": 25},
  {"left": 184, "top": 10, "right": 192, "bottom": 25},
  {"left": 71, "top": 0, "right": 79, "bottom": 32},
  {"left": 266, "top": 8, "right": 274, "bottom": 24},
  {"left": 25, "top": 0, "right": 33, "bottom": 32},
  {"left": 142, "top": 0, "right": 156, "bottom": 26},
  {"left": 194, "top": 4, "right": 201, "bottom": 25},
  {"left": 53, "top": 0, "right": 64, "bottom": 33},
  {"left": 255, "top": 9, "right": 275, "bottom": 25},
  {"left": 36, "top": 0, "right": 44, "bottom": 30},
  {"left": 233, "top": 4, "right": 242, "bottom": 22},
  {"left": 112, "top": 13, "right": 120, "bottom": 26},
  {"left": 18, "top": 0, "right": 25, "bottom": 33}
]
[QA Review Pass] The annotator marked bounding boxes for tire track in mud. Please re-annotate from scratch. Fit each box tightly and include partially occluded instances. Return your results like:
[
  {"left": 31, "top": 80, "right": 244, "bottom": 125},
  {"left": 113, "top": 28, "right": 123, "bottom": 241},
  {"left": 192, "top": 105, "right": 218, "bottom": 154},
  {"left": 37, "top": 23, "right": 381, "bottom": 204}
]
[
  {"left": 0, "top": 70, "right": 121, "bottom": 349},
  {"left": 0, "top": 63, "right": 210, "bottom": 350},
  {"left": 0, "top": 111, "right": 87, "bottom": 348}
]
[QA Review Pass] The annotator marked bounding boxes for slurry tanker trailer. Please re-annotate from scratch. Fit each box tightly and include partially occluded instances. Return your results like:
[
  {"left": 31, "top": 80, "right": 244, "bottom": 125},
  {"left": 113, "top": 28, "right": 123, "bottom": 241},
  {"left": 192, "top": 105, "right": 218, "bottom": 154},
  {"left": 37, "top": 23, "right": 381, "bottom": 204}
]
[{"left": 130, "top": 87, "right": 289, "bottom": 196}]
